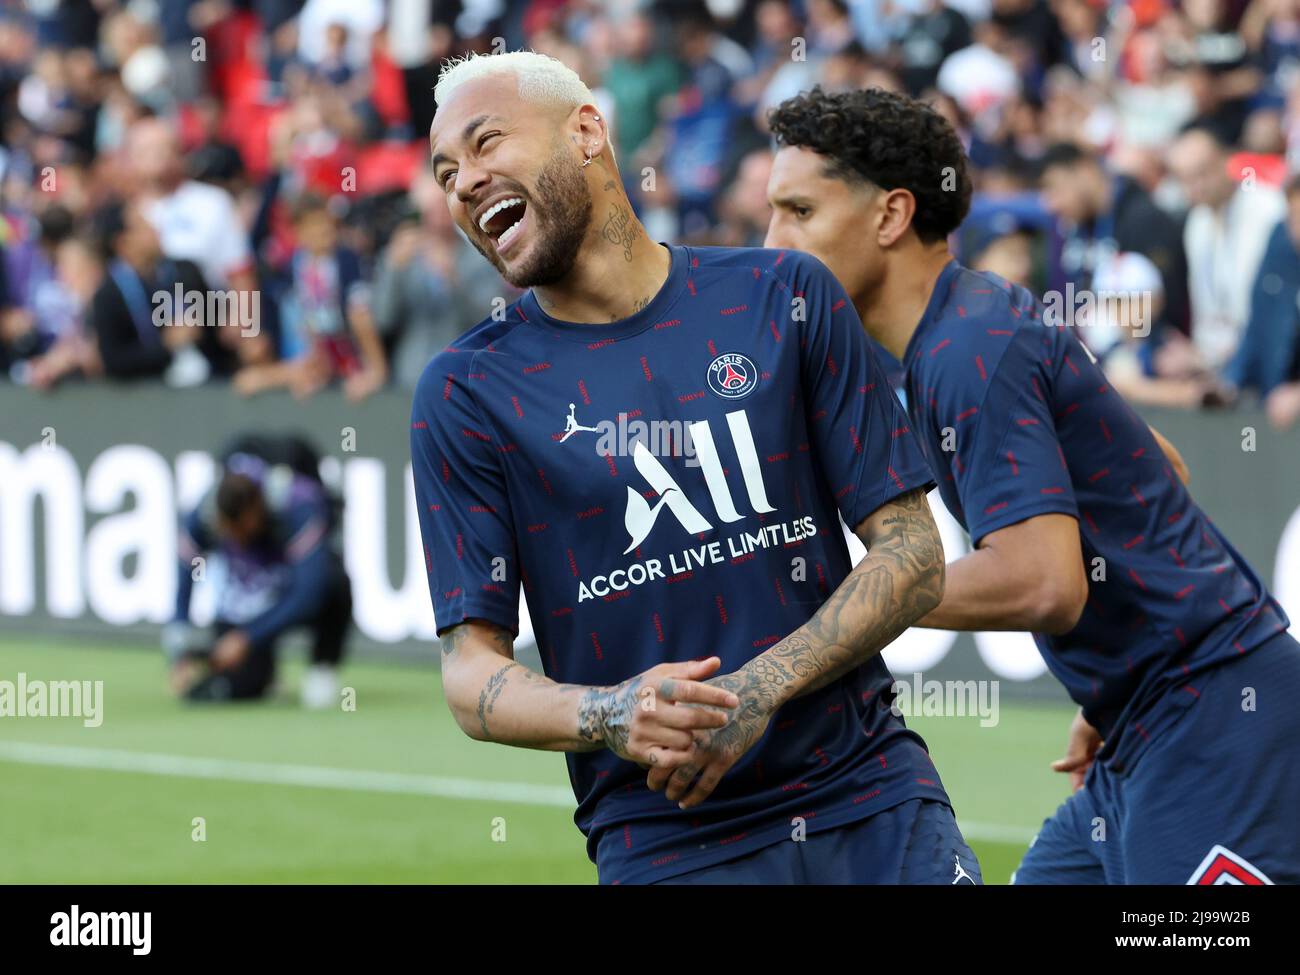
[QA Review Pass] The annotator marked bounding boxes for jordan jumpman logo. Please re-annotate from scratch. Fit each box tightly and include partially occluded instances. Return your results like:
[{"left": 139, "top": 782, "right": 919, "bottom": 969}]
[
  {"left": 559, "top": 402, "right": 600, "bottom": 443},
  {"left": 952, "top": 854, "right": 974, "bottom": 885}
]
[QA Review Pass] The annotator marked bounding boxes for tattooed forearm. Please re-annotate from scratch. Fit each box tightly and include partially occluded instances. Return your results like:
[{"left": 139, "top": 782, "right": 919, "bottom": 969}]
[
  {"left": 477, "top": 662, "right": 518, "bottom": 738},
  {"left": 443, "top": 621, "right": 606, "bottom": 750},
  {"left": 754, "top": 488, "right": 944, "bottom": 701}
]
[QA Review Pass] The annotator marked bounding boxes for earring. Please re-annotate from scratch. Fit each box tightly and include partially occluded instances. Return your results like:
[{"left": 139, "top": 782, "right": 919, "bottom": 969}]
[{"left": 582, "top": 154, "right": 592, "bottom": 167}]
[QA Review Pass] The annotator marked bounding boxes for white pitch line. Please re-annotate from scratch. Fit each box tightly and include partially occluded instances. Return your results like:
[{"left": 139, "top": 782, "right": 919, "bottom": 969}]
[
  {"left": 956, "top": 821, "right": 1038, "bottom": 845},
  {"left": 0, "top": 740, "right": 574, "bottom": 807},
  {"left": 0, "top": 740, "right": 1034, "bottom": 844}
]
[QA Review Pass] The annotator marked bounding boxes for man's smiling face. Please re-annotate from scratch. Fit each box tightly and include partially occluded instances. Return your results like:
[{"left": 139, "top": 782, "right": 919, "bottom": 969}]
[{"left": 430, "top": 72, "right": 593, "bottom": 288}]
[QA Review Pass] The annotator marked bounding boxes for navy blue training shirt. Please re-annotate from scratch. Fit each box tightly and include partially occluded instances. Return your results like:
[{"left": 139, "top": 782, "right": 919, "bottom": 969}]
[
  {"left": 174, "top": 456, "right": 334, "bottom": 645},
  {"left": 902, "top": 260, "right": 1290, "bottom": 761},
  {"left": 411, "top": 244, "right": 948, "bottom": 884}
]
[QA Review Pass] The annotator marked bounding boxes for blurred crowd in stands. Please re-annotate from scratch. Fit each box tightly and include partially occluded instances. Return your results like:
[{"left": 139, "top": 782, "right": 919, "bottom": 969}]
[{"left": 1, "top": 0, "right": 1298, "bottom": 426}]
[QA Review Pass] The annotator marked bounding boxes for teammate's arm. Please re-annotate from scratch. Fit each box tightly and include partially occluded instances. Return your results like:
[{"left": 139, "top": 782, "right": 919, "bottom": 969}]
[
  {"left": 439, "top": 618, "right": 739, "bottom": 760},
  {"left": 914, "top": 513, "right": 1088, "bottom": 634},
  {"left": 647, "top": 486, "right": 946, "bottom": 807},
  {"left": 1051, "top": 707, "right": 1103, "bottom": 792},
  {"left": 909, "top": 427, "right": 1177, "bottom": 634}
]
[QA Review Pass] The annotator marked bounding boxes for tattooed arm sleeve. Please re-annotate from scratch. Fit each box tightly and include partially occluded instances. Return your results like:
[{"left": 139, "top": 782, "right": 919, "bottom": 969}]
[{"left": 728, "top": 487, "right": 946, "bottom": 709}]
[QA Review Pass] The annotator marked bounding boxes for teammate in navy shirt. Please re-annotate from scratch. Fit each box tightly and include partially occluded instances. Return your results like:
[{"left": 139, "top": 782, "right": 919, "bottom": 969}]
[
  {"left": 413, "top": 52, "right": 981, "bottom": 884},
  {"left": 765, "top": 85, "right": 1300, "bottom": 883}
]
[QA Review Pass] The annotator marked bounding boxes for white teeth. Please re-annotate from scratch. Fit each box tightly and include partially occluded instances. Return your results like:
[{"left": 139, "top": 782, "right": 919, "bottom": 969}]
[{"left": 478, "top": 197, "right": 523, "bottom": 232}]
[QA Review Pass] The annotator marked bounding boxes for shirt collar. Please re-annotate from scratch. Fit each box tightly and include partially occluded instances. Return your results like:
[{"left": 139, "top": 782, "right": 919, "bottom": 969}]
[{"left": 901, "top": 257, "right": 962, "bottom": 370}]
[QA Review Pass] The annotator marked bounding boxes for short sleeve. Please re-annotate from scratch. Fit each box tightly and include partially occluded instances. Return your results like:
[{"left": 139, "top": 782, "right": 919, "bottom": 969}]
[
  {"left": 940, "top": 329, "right": 1079, "bottom": 545},
  {"left": 410, "top": 359, "right": 520, "bottom": 636},
  {"left": 794, "top": 255, "right": 936, "bottom": 529}
]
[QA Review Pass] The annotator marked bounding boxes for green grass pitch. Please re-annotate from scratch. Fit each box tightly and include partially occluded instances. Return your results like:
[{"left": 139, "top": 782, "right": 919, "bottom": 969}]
[{"left": 0, "top": 637, "right": 1075, "bottom": 883}]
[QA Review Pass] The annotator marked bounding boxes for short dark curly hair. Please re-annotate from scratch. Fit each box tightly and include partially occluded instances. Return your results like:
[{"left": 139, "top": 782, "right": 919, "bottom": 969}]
[{"left": 768, "top": 87, "right": 972, "bottom": 244}]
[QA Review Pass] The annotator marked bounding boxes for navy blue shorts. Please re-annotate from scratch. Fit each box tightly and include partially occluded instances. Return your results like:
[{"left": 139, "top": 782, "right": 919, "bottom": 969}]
[
  {"left": 651, "top": 798, "right": 981, "bottom": 884},
  {"left": 1014, "top": 631, "right": 1300, "bottom": 885}
]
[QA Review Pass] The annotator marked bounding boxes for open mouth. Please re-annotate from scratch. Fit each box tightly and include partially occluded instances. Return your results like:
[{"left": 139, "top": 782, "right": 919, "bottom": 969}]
[{"left": 478, "top": 196, "right": 529, "bottom": 256}]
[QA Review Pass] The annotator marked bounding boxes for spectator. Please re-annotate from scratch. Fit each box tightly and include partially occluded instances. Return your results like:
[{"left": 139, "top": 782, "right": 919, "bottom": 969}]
[
  {"left": 234, "top": 193, "right": 387, "bottom": 401},
  {"left": 1087, "top": 251, "right": 1214, "bottom": 408},
  {"left": 847, "top": 0, "right": 911, "bottom": 55},
  {"left": 1225, "top": 172, "right": 1300, "bottom": 428},
  {"left": 1, "top": 205, "right": 78, "bottom": 379},
  {"left": 185, "top": 96, "right": 247, "bottom": 192},
  {"left": 805, "top": 0, "right": 859, "bottom": 57},
  {"left": 1166, "top": 125, "right": 1286, "bottom": 377},
  {"left": 895, "top": 0, "right": 972, "bottom": 96},
  {"left": 126, "top": 117, "right": 257, "bottom": 293},
  {"left": 1051, "top": 0, "right": 1106, "bottom": 82},
  {"left": 602, "top": 11, "right": 682, "bottom": 163},
  {"left": 18, "top": 234, "right": 104, "bottom": 390},
  {"left": 936, "top": 16, "right": 1021, "bottom": 120},
  {"left": 1174, "top": 0, "right": 1262, "bottom": 146},
  {"left": 748, "top": 2, "right": 821, "bottom": 127},
  {"left": 88, "top": 200, "right": 227, "bottom": 384},
  {"left": 1240, "top": 0, "right": 1300, "bottom": 106},
  {"left": 296, "top": 0, "right": 384, "bottom": 72},
  {"left": 316, "top": 23, "right": 355, "bottom": 88},
  {"left": 1039, "top": 141, "right": 1190, "bottom": 340},
  {"left": 126, "top": 116, "right": 271, "bottom": 371}
]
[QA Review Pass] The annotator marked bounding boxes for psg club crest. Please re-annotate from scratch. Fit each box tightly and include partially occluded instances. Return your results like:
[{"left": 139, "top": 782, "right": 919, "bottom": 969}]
[{"left": 707, "top": 352, "right": 758, "bottom": 400}]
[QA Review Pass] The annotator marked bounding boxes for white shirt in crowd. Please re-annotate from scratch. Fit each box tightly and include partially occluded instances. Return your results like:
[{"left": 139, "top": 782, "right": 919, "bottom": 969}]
[
  {"left": 296, "top": 0, "right": 385, "bottom": 70},
  {"left": 1183, "top": 184, "right": 1286, "bottom": 369},
  {"left": 141, "top": 180, "right": 252, "bottom": 290},
  {"left": 936, "top": 43, "right": 1019, "bottom": 117}
]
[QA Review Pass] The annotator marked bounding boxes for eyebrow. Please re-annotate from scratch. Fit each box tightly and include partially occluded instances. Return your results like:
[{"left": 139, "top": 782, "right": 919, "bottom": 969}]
[{"left": 431, "top": 114, "right": 498, "bottom": 174}]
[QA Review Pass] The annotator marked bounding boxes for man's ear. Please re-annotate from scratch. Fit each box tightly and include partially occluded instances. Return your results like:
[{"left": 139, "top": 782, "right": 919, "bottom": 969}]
[
  {"left": 573, "top": 104, "right": 609, "bottom": 164},
  {"left": 877, "top": 188, "right": 918, "bottom": 248}
]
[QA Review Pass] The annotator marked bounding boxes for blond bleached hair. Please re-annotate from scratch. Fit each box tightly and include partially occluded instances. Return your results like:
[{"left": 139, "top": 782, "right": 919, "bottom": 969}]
[{"left": 434, "top": 50, "right": 596, "bottom": 115}]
